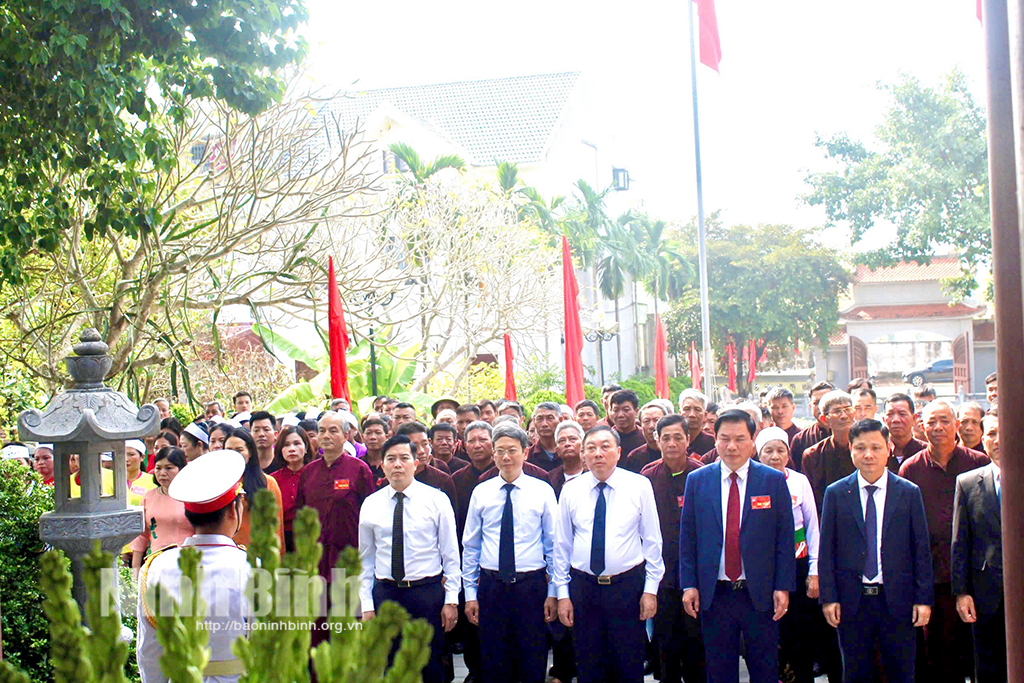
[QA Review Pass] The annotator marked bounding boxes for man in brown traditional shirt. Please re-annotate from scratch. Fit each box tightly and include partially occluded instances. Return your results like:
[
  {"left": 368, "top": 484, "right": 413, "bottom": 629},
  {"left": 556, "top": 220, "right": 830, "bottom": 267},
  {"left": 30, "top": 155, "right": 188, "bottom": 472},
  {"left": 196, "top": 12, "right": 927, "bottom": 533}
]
[
  {"left": 624, "top": 401, "right": 668, "bottom": 473},
  {"left": 609, "top": 389, "right": 646, "bottom": 456},
  {"left": 789, "top": 381, "right": 835, "bottom": 473},
  {"left": 956, "top": 402, "right": 986, "bottom": 454},
  {"left": 548, "top": 420, "right": 587, "bottom": 499},
  {"left": 396, "top": 422, "right": 458, "bottom": 512},
  {"left": 882, "top": 393, "right": 927, "bottom": 472},
  {"left": 526, "top": 401, "right": 562, "bottom": 472},
  {"left": 802, "top": 390, "right": 856, "bottom": 513},
  {"left": 899, "top": 399, "right": 989, "bottom": 683},
  {"left": 573, "top": 400, "right": 601, "bottom": 433},
  {"left": 766, "top": 387, "right": 800, "bottom": 443},
  {"left": 641, "top": 414, "right": 704, "bottom": 683},
  {"left": 679, "top": 388, "right": 715, "bottom": 457}
]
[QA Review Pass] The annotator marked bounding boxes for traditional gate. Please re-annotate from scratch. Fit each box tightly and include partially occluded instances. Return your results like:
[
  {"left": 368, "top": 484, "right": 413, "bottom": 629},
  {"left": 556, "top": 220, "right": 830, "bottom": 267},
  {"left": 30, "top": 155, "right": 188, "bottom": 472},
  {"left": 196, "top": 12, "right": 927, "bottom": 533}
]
[
  {"left": 953, "top": 331, "right": 971, "bottom": 394},
  {"left": 848, "top": 335, "right": 869, "bottom": 380}
]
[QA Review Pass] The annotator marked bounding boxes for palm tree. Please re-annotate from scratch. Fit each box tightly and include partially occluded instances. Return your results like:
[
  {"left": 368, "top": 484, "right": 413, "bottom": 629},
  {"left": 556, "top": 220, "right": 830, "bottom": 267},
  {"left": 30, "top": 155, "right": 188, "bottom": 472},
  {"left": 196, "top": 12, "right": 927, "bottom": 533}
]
[
  {"left": 628, "top": 215, "right": 693, "bottom": 317},
  {"left": 389, "top": 142, "right": 466, "bottom": 188}
]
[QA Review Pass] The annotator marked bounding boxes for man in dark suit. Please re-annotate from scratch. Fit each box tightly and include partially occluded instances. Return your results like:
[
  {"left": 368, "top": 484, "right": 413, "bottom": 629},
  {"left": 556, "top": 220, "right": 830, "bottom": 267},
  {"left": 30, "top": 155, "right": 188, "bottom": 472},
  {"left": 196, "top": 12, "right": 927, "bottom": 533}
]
[
  {"left": 679, "top": 409, "right": 796, "bottom": 683},
  {"left": 952, "top": 413, "right": 1005, "bottom": 683},
  {"left": 819, "top": 418, "right": 933, "bottom": 682}
]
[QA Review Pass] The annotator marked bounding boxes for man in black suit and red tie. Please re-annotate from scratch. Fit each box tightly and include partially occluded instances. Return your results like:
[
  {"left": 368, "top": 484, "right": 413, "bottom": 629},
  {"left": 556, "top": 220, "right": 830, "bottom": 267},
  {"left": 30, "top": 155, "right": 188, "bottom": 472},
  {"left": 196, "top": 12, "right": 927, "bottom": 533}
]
[{"left": 952, "top": 413, "right": 1006, "bottom": 683}]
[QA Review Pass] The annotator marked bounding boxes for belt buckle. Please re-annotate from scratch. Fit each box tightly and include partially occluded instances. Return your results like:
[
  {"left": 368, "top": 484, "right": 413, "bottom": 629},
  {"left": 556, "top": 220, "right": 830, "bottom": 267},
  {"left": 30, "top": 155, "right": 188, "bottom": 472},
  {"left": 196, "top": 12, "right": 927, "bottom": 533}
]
[
  {"left": 731, "top": 581, "right": 744, "bottom": 591},
  {"left": 863, "top": 585, "right": 879, "bottom": 596},
  {"left": 509, "top": 576, "right": 517, "bottom": 584},
  {"left": 396, "top": 579, "right": 412, "bottom": 588},
  {"left": 597, "top": 575, "right": 612, "bottom": 586}
]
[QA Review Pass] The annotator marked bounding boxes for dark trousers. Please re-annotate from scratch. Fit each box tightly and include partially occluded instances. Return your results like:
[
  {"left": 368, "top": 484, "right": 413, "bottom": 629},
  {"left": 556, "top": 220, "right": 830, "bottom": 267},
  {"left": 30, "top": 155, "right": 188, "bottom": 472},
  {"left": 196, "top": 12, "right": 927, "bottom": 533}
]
[
  {"left": 569, "top": 565, "right": 647, "bottom": 683},
  {"left": 974, "top": 601, "right": 1007, "bottom": 683},
  {"left": 373, "top": 578, "right": 446, "bottom": 683},
  {"left": 478, "top": 569, "right": 548, "bottom": 683},
  {"left": 921, "top": 583, "right": 974, "bottom": 683},
  {"left": 836, "top": 587, "right": 916, "bottom": 683},
  {"left": 654, "top": 586, "right": 705, "bottom": 683},
  {"left": 779, "top": 557, "right": 815, "bottom": 683},
  {"left": 548, "top": 621, "right": 577, "bottom": 682},
  {"left": 702, "top": 582, "right": 779, "bottom": 683}
]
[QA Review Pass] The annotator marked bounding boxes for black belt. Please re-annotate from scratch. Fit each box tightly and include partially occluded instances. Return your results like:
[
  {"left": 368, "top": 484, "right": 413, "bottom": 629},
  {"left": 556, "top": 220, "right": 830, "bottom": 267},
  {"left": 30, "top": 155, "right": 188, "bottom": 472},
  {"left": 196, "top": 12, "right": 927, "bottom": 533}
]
[
  {"left": 717, "top": 580, "right": 748, "bottom": 591},
  {"left": 378, "top": 574, "right": 442, "bottom": 588},
  {"left": 481, "top": 567, "right": 545, "bottom": 585},
  {"left": 571, "top": 562, "right": 644, "bottom": 586},
  {"left": 862, "top": 583, "right": 883, "bottom": 596}
]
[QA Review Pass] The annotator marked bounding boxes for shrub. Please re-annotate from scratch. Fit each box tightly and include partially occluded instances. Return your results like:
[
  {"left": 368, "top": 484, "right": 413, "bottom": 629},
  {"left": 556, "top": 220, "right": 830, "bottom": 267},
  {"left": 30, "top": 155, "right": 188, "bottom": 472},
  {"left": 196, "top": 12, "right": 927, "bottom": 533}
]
[
  {"left": 0, "top": 461, "right": 54, "bottom": 682},
  {"left": 169, "top": 403, "right": 194, "bottom": 426},
  {"left": 521, "top": 390, "right": 566, "bottom": 419},
  {"left": 583, "top": 385, "right": 604, "bottom": 415}
]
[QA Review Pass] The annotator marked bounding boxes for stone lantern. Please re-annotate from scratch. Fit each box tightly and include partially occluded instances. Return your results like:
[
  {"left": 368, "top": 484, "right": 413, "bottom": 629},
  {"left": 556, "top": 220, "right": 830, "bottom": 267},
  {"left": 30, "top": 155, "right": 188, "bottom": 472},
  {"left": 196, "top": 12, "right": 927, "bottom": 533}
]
[{"left": 18, "top": 328, "right": 160, "bottom": 614}]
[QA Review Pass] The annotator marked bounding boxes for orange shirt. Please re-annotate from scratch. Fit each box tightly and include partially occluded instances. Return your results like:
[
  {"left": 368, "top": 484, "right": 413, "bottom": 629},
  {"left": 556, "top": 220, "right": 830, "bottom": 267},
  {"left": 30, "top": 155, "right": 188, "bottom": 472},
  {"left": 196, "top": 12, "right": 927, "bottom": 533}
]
[
  {"left": 233, "top": 474, "right": 285, "bottom": 554},
  {"left": 130, "top": 487, "right": 193, "bottom": 554}
]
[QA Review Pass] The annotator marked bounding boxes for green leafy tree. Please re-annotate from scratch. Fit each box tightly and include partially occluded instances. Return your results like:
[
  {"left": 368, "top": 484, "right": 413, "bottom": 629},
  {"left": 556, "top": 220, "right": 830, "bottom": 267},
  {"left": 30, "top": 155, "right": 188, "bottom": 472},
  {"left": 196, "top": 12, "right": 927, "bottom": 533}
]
[
  {"left": 0, "top": 0, "right": 308, "bottom": 284},
  {"left": 804, "top": 70, "right": 988, "bottom": 299},
  {"left": 662, "top": 217, "right": 850, "bottom": 395}
]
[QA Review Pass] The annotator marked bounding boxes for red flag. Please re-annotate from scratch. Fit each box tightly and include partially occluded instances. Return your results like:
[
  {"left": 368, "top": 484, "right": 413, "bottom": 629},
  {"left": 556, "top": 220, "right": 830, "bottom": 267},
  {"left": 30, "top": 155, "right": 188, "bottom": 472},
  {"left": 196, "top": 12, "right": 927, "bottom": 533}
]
[
  {"left": 503, "top": 333, "right": 517, "bottom": 401},
  {"left": 694, "top": 0, "right": 722, "bottom": 72},
  {"left": 654, "top": 316, "right": 669, "bottom": 399},
  {"left": 977, "top": 0, "right": 982, "bottom": 22},
  {"left": 689, "top": 341, "right": 703, "bottom": 393},
  {"left": 726, "top": 342, "right": 737, "bottom": 392},
  {"left": 747, "top": 339, "right": 758, "bottom": 384},
  {"left": 327, "top": 257, "right": 352, "bottom": 403},
  {"left": 562, "top": 237, "right": 586, "bottom": 407}
]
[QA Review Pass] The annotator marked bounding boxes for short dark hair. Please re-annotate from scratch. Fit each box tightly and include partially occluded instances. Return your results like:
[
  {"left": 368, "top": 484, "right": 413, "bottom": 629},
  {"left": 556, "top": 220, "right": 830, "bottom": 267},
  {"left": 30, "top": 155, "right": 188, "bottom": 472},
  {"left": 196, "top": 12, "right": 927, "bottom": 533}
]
[
  {"left": 985, "top": 372, "right": 997, "bottom": 385},
  {"left": 706, "top": 402, "right": 719, "bottom": 414},
  {"left": 476, "top": 399, "right": 495, "bottom": 411},
  {"left": 249, "top": 410, "right": 276, "bottom": 428},
  {"left": 394, "top": 402, "right": 416, "bottom": 411},
  {"left": 808, "top": 381, "right": 835, "bottom": 398},
  {"left": 854, "top": 387, "right": 877, "bottom": 401},
  {"left": 849, "top": 418, "right": 889, "bottom": 443},
  {"left": 655, "top": 414, "right": 688, "bottom": 436},
  {"left": 161, "top": 417, "right": 183, "bottom": 435},
  {"left": 499, "top": 401, "right": 524, "bottom": 417},
  {"left": 765, "top": 387, "right": 794, "bottom": 403},
  {"left": 846, "top": 378, "right": 874, "bottom": 392},
  {"left": 913, "top": 385, "right": 937, "bottom": 400},
  {"left": 456, "top": 404, "right": 481, "bottom": 418},
  {"left": 156, "top": 430, "right": 179, "bottom": 446},
  {"left": 361, "top": 417, "right": 389, "bottom": 433},
  {"left": 298, "top": 419, "right": 319, "bottom": 432},
  {"left": 184, "top": 495, "right": 240, "bottom": 529},
  {"left": 381, "top": 434, "right": 414, "bottom": 459},
  {"left": 428, "top": 423, "right": 457, "bottom": 439},
  {"left": 396, "top": 421, "right": 428, "bottom": 437},
  {"left": 602, "top": 383, "right": 623, "bottom": 394},
  {"left": 610, "top": 389, "right": 639, "bottom": 409},
  {"left": 492, "top": 422, "right": 529, "bottom": 449},
  {"left": 574, "top": 399, "right": 601, "bottom": 414},
  {"left": 151, "top": 447, "right": 187, "bottom": 486},
  {"left": 534, "top": 401, "right": 561, "bottom": 414},
  {"left": 233, "top": 391, "right": 252, "bottom": 402},
  {"left": 715, "top": 409, "right": 756, "bottom": 437},
  {"left": 583, "top": 424, "right": 620, "bottom": 446},
  {"left": 884, "top": 392, "right": 915, "bottom": 414},
  {"left": 760, "top": 406, "right": 771, "bottom": 421}
]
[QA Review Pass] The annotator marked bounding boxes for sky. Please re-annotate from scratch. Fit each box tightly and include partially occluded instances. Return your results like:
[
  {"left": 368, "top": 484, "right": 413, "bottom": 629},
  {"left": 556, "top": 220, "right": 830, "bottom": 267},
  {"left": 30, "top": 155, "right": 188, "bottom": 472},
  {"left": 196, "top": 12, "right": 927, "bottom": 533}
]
[{"left": 300, "top": 0, "right": 987, "bottom": 248}]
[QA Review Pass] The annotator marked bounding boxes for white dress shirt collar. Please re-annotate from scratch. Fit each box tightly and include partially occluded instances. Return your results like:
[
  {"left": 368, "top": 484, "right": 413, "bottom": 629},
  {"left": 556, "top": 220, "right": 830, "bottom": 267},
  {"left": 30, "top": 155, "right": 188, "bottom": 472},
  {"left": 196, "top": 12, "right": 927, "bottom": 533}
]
[
  {"left": 857, "top": 470, "right": 887, "bottom": 491},
  {"left": 720, "top": 458, "right": 750, "bottom": 481},
  {"left": 387, "top": 480, "right": 424, "bottom": 500}
]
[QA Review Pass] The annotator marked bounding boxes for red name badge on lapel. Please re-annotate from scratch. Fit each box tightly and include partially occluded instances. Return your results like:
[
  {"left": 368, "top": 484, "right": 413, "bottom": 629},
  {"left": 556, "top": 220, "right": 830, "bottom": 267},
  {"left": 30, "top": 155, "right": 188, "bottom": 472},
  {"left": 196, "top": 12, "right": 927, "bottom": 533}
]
[
  {"left": 677, "top": 495, "right": 685, "bottom": 508},
  {"left": 751, "top": 495, "right": 771, "bottom": 510},
  {"left": 334, "top": 479, "right": 350, "bottom": 491}
]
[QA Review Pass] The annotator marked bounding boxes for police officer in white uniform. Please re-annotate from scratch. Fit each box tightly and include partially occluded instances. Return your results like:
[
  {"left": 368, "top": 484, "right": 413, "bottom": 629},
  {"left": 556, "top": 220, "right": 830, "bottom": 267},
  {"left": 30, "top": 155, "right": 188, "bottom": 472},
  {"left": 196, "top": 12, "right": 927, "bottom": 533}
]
[{"left": 137, "top": 450, "right": 253, "bottom": 683}]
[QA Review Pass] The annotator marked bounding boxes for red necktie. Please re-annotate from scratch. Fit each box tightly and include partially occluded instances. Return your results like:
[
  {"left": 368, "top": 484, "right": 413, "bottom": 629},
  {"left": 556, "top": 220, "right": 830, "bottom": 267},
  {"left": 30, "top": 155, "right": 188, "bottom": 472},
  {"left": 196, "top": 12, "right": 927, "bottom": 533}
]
[{"left": 725, "top": 472, "right": 742, "bottom": 581}]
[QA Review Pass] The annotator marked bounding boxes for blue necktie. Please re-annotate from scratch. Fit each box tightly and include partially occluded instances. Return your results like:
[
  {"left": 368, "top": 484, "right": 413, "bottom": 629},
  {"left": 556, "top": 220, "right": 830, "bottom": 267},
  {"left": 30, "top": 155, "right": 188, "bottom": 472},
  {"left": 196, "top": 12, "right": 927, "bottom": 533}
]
[
  {"left": 498, "top": 483, "right": 516, "bottom": 581},
  {"left": 590, "top": 481, "right": 608, "bottom": 576},
  {"left": 863, "top": 485, "right": 878, "bottom": 581}
]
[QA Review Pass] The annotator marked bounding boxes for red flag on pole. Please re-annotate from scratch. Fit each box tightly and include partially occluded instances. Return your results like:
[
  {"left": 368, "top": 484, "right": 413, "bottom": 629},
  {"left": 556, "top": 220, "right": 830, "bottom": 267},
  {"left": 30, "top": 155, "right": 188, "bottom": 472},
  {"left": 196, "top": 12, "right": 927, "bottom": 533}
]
[
  {"left": 654, "top": 316, "right": 669, "bottom": 399},
  {"left": 503, "top": 333, "right": 517, "bottom": 401},
  {"left": 327, "top": 256, "right": 351, "bottom": 403},
  {"left": 694, "top": 0, "right": 722, "bottom": 71},
  {"left": 977, "top": 0, "right": 982, "bottom": 22},
  {"left": 689, "top": 341, "right": 703, "bottom": 393},
  {"left": 747, "top": 339, "right": 758, "bottom": 384},
  {"left": 726, "top": 342, "right": 737, "bottom": 392},
  {"left": 562, "top": 237, "right": 586, "bottom": 407}
]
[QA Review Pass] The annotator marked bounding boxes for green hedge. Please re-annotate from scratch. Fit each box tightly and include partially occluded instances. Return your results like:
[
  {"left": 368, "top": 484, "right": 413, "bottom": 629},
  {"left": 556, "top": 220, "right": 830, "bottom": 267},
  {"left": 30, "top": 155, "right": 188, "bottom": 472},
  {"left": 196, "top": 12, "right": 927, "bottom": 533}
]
[{"left": 0, "top": 461, "right": 54, "bottom": 682}]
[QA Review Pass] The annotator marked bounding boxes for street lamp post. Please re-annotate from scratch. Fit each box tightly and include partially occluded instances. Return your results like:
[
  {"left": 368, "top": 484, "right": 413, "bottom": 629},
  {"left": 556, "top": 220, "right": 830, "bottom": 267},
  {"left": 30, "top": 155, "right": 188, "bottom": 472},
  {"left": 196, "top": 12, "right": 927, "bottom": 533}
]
[{"left": 584, "top": 330, "right": 618, "bottom": 386}]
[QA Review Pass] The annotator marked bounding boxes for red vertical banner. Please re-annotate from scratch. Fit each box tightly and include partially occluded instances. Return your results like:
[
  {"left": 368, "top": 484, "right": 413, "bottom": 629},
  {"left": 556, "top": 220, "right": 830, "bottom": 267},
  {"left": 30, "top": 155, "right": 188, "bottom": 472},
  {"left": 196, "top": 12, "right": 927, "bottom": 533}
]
[
  {"left": 694, "top": 0, "right": 723, "bottom": 71},
  {"left": 689, "top": 341, "right": 703, "bottom": 393},
  {"left": 327, "top": 256, "right": 352, "bottom": 403},
  {"left": 503, "top": 333, "right": 517, "bottom": 401},
  {"left": 562, "top": 237, "right": 586, "bottom": 407},
  {"left": 654, "top": 316, "right": 669, "bottom": 399},
  {"left": 747, "top": 339, "right": 758, "bottom": 384},
  {"left": 726, "top": 341, "right": 737, "bottom": 392}
]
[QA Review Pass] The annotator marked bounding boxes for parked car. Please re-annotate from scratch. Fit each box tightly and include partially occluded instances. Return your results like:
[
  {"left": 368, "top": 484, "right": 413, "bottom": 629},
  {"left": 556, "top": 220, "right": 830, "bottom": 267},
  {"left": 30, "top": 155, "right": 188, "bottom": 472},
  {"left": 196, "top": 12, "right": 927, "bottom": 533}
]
[{"left": 902, "top": 357, "right": 954, "bottom": 387}]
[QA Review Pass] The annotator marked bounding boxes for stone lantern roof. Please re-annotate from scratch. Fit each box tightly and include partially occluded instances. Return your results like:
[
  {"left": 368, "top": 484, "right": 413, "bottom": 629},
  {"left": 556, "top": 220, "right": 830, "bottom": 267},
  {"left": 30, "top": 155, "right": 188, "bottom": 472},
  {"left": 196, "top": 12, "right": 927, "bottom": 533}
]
[{"left": 18, "top": 328, "right": 160, "bottom": 442}]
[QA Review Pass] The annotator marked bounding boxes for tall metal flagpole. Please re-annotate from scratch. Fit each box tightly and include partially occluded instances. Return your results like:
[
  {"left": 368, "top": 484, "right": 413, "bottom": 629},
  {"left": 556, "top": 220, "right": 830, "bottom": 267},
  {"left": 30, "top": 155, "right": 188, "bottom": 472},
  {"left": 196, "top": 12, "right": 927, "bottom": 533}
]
[{"left": 687, "top": 0, "right": 716, "bottom": 397}]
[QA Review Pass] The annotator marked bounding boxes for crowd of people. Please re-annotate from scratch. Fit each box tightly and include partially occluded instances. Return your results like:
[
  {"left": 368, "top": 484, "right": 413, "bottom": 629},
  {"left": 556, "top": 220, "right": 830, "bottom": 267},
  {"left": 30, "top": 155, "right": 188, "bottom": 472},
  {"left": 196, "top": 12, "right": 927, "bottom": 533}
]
[{"left": 3, "top": 373, "right": 1006, "bottom": 683}]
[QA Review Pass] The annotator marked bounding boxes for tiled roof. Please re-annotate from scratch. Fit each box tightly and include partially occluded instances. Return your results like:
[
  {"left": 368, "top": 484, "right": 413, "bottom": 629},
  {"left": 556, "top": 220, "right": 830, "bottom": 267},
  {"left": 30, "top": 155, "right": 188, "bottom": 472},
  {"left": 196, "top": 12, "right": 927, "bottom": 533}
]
[
  {"left": 828, "top": 329, "right": 848, "bottom": 346},
  {"left": 973, "top": 319, "right": 995, "bottom": 342},
  {"left": 841, "top": 302, "right": 986, "bottom": 321},
  {"left": 854, "top": 257, "right": 962, "bottom": 283},
  {"left": 319, "top": 72, "right": 582, "bottom": 166}
]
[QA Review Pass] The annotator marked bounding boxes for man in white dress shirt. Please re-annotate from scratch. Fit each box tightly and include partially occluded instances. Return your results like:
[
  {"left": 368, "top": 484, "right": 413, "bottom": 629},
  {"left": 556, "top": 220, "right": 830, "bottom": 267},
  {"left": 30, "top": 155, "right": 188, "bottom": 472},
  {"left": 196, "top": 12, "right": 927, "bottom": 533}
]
[
  {"left": 137, "top": 450, "right": 253, "bottom": 683},
  {"left": 358, "top": 434, "right": 461, "bottom": 683},
  {"left": 554, "top": 425, "right": 664, "bottom": 683},
  {"left": 462, "top": 422, "right": 558, "bottom": 683}
]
